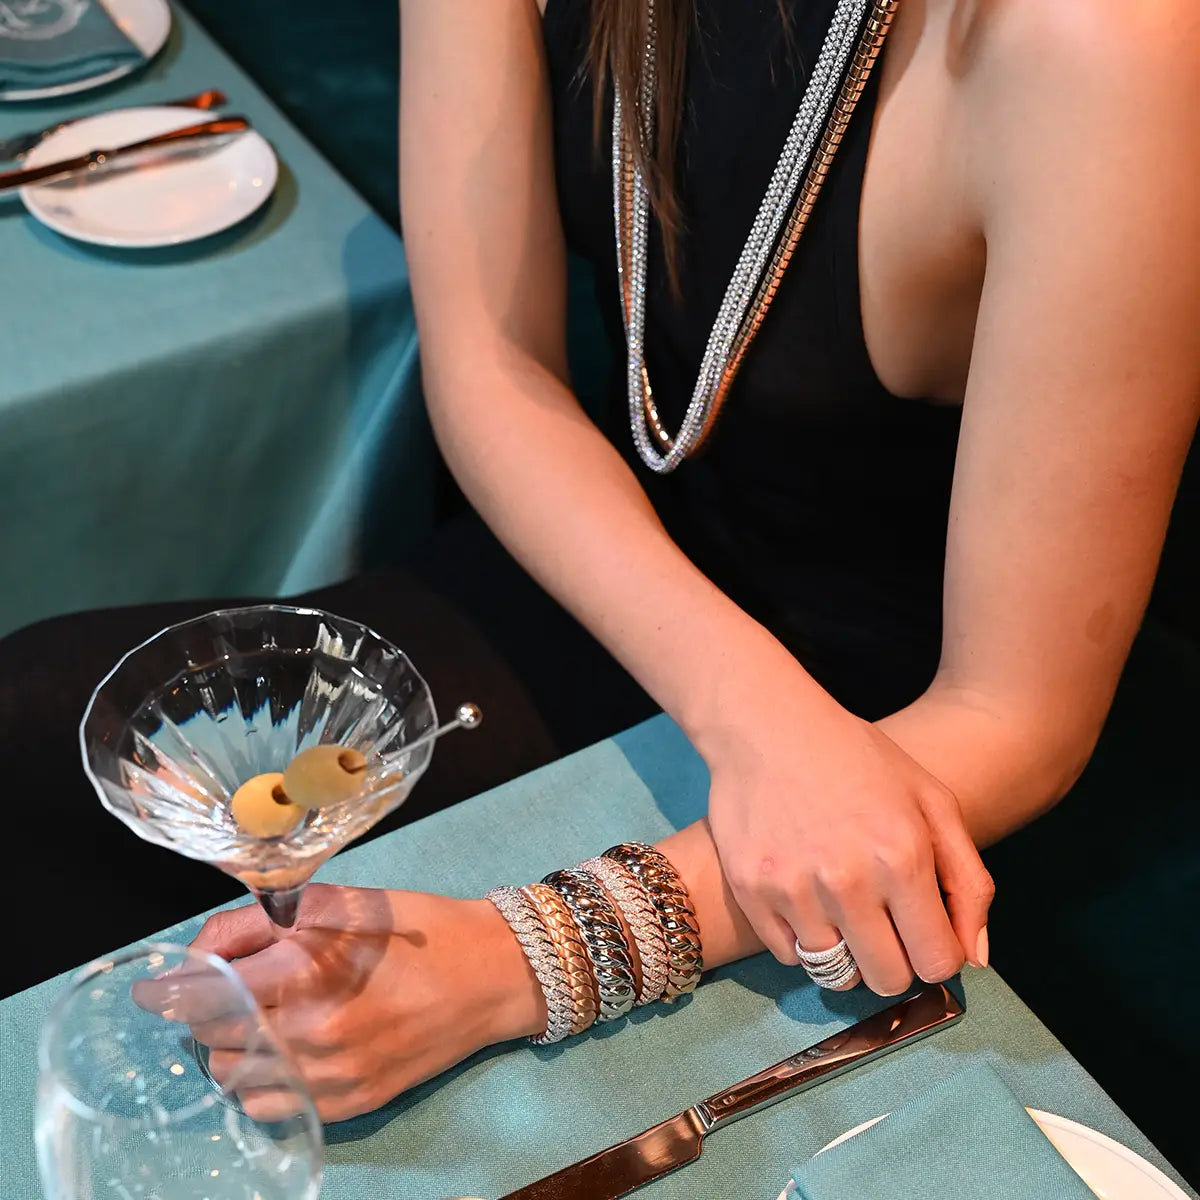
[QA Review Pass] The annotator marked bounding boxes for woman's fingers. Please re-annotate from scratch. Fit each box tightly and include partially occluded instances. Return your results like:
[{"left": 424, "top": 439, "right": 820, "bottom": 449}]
[
  {"left": 130, "top": 907, "right": 282, "bottom": 1028},
  {"left": 229, "top": 936, "right": 325, "bottom": 1011},
  {"left": 920, "top": 786, "right": 995, "bottom": 967},
  {"left": 131, "top": 966, "right": 251, "bottom": 1026},
  {"left": 188, "top": 1014, "right": 258, "bottom": 1050},
  {"left": 799, "top": 820, "right": 963, "bottom": 994},
  {"left": 738, "top": 829, "right": 977, "bottom": 994},
  {"left": 733, "top": 888, "right": 804, "bottom": 965},
  {"left": 208, "top": 1048, "right": 295, "bottom": 1092},
  {"left": 136, "top": 935, "right": 311, "bottom": 1024},
  {"left": 239, "top": 1087, "right": 309, "bottom": 1124},
  {"left": 191, "top": 903, "right": 276, "bottom": 962},
  {"left": 207, "top": 1052, "right": 313, "bottom": 1123},
  {"left": 876, "top": 850, "right": 965, "bottom": 984},
  {"left": 817, "top": 883, "right": 912, "bottom": 996},
  {"left": 778, "top": 884, "right": 860, "bottom": 991},
  {"left": 721, "top": 855, "right": 805, "bottom": 965}
]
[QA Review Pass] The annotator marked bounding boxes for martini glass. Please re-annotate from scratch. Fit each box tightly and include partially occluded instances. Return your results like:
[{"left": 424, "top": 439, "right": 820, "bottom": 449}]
[{"left": 80, "top": 605, "right": 480, "bottom": 930}]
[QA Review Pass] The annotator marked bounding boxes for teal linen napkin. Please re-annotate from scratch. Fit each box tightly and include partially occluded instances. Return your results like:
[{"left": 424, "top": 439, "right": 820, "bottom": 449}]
[
  {"left": 0, "top": 0, "right": 144, "bottom": 90},
  {"left": 788, "top": 1063, "right": 1096, "bottom": 1200}
]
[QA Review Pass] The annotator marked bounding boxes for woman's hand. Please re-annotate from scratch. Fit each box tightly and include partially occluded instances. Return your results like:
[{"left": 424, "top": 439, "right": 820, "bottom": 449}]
[
  {"left": 702, "top": 666, "right": 994, "bottom": 996},
  {"left": 187, "top": 884, "right": 544, "bottom": 1122}
]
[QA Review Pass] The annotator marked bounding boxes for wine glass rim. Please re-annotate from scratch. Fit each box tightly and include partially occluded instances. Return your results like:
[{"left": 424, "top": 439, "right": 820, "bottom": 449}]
[{"left": 38, "top": 941, "right": 301, "bottom": 1128}]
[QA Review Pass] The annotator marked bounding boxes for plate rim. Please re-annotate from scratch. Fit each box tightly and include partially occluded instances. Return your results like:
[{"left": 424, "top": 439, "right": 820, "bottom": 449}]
[
  {"left": 777, "top": 1108, "right": 1190, "bottom": 1200},
  {"left": 1028, "top": 1109, "right": 1190, "bottom": 1200},
  {"left": 19, "top": 104, "right": 279, "bottom": 247},
  {"left": 0, "top": 0, "right": 172, "bottom": 103}
]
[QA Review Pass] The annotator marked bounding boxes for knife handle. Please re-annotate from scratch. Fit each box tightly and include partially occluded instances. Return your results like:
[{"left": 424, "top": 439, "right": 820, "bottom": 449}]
[
  {"left": 0, "top": 117, "right": 250, "bottom": 193},
  {"left": 117, "top": 116, "right": 250, "bottom": 151},
  {"left": 696, "top": 983, "right": 963, "bottom": 1133}
]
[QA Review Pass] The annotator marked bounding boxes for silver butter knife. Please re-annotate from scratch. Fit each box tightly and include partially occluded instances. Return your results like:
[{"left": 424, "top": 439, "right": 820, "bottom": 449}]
[
  {"left": 0, "top": 116, "right": 250, "bottom": 195},
  {"left": 499, "top": 982, "right": 964, "bottom": 1200},
  {"left": 0, "top": 89, "right": 228, "bottom": 161}
]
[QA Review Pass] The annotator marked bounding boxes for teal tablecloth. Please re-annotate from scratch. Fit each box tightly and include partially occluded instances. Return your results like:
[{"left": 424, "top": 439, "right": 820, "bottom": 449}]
[
  {"left": 0, "top": 4, "right": 432, "bottom": 640},
  {"left": 2, "top": 716, "right": 1194, "bottom": 1198}
]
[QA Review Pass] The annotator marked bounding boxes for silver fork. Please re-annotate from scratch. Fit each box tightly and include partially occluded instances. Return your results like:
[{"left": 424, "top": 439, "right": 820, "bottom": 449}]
[{"left": 0, "top": 88, "right": 227, "bottom": 161}]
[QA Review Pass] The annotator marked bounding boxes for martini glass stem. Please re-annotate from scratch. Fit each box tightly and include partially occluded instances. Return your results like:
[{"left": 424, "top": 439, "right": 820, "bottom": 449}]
[{"left": 257, "top": 884, "right": 305, "bottom": 930}]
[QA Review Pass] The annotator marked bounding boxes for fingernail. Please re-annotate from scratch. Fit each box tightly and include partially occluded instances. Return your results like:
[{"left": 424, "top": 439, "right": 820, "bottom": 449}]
[{"left": 974, "top": 926, "right": 989, "bottom": 970}]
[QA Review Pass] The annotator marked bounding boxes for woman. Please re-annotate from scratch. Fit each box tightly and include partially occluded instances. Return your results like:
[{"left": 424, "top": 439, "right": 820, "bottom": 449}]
[
  {"left": 384, "top": 0, "right": 1196, "bottom": 995},
  {"left": 6, "top": 0, "right": 1199, "bottom": 1120},
  {"left": 186, "top": 0, "right": 1200, "bottom": 1116}
]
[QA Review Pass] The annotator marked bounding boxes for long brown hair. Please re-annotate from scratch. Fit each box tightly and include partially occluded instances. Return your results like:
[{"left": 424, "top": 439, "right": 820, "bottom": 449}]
[
  {"left": 587, "top": 0, "right": 789, "bottom": 289},
  {"left": 587, "top": 0, "right": 691, "bottom": 288}
]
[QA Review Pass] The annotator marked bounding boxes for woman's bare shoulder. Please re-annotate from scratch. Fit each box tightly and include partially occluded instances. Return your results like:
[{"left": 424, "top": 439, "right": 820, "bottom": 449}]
[
  {"left": 954, "top": 0, "right": 1200, "bottom": 107},
  {"left": 948, "top": 0, "right": 1200, "bottom": 227}
]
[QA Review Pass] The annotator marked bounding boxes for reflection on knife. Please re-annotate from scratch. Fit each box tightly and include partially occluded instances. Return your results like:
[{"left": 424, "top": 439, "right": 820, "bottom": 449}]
[
  {"left": 499, "top": 983, "right": 964, "bottom": 1200},
  {"left": 0, "top": 89, "right": 228, "bottom": 161},
  {"left": 0, "top": 116, "right": 251, "bottom": 195}
]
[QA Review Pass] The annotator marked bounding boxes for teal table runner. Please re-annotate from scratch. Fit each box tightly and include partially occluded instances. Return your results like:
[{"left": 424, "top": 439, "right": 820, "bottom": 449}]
[
  {"left": 0, "top": 3, "right": 432, "bottom": 639},
  {"left": 2, "top": 716, "right": 1193, "bottom": 1198}
]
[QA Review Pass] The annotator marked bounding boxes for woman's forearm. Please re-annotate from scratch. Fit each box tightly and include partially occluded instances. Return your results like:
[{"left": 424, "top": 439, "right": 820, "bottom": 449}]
[
  {"left": 442, "top": 364, "right": 1083, "bottom": 851},
  {"left": 426, "top": 358, "right": 832, "bottom": 746},
  {"left": 876, "top": 682, "right": 1096, "bottom": 847},
  {"left": 400, "top": 0, "right": 829, "bottom": 750},
  {"left": 655, "top": 818, "right": 766, "bottom": 965}
]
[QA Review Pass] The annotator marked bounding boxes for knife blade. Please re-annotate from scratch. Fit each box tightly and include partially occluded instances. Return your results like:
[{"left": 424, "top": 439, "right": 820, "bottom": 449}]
[
  {"left": 0, "top": 116, "right": 251, "bottom": 195},
  {"left": 499, "top": 982, "right": 963, "bottom": 1200},
  {"left": 0, "top": 89, "right": 228, "bottom": 161}
]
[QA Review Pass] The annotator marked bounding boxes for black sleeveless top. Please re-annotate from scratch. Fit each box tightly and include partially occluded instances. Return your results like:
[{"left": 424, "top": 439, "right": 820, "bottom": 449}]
[{"left": 543, "top": 0, "right": 963, "bottom": 719}]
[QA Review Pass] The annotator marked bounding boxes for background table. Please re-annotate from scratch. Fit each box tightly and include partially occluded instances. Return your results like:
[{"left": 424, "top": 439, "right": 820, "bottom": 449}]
[
  {"left": 0, "top": 3, "right": 432, "bottom": 640},
  {"left": 2, "top": 715, "right": 1193, "bottom": 1198}
]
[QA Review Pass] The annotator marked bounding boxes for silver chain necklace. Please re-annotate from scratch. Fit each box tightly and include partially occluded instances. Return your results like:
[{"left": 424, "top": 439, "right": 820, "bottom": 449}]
[{"left": 613, "top": 0, "right": 894, "bottom": 473}]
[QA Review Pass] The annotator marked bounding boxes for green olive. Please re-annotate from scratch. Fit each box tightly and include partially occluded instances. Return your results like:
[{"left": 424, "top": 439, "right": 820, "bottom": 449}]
[
  {"left": 282, "top": 745, "right": 369, "bottom": 809},
  {"left": 230, "top": 772, "right": 306, "bottom": 838}
]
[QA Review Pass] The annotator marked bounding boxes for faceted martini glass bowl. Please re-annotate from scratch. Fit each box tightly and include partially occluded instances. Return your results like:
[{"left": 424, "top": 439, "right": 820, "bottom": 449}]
[{"left": 81, "top": 605, "right": 476, "bottom": 928}]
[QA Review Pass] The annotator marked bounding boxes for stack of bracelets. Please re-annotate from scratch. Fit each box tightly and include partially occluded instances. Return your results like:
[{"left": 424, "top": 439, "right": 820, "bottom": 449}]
[{"left": 486, "top": 842, "right": 703, "bottom": 1044}]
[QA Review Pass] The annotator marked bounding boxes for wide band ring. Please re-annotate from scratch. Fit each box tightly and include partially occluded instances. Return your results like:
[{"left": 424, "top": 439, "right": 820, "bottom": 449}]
[{"left": 795, "top": 936, "right": 859, "bottom": 990}]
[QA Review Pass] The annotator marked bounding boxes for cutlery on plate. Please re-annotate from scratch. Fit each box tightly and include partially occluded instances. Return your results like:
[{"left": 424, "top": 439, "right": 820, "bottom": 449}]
[
  {"left": 0, "top": 116, "right": 251, "bottom": 194},
  {"left": 0, "top": 89, "right": 228, "bottom": 161},
  {"left": 499, "top": 982, "right": 964, "bottom": 1200}
]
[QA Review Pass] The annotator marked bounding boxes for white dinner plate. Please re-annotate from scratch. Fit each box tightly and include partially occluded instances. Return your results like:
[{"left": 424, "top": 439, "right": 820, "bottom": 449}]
[
  {"left": 20, "top": 105, "right": 278, "bottom": 247},
  {"left": 0, "top": 0, "right": 171, "bottom": 103},
  {"left": 778, "top": 1110, "right": 1189, "bottom": 1200}
]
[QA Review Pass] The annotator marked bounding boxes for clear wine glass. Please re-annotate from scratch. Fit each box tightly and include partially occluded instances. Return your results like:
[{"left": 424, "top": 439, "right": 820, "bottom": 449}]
[
  {"left": 36, "top": 942, "right": 322, "bottom": 1200},
  {"left": 80, "top": 605, "right": 479, "bottom": 929}
]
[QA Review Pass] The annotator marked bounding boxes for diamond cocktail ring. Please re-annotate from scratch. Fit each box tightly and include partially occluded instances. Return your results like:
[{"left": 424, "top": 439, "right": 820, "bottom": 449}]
[{"left": 795, "top": 936, "right": 859, "bottom": 990}]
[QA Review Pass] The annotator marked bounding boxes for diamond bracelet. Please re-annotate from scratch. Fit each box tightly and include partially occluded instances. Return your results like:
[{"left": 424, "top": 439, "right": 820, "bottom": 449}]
[{"left": 485, "top": 886, "right": 575, "bottom": 1045}]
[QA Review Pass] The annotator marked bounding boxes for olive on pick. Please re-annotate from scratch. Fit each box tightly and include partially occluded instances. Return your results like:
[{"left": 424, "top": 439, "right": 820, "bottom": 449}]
[
  {"left": 282, "top": 745, "right": 369, "bottom": 809},
  {"left": 230, "top": 772, "right": 306, "bottom": 838}
]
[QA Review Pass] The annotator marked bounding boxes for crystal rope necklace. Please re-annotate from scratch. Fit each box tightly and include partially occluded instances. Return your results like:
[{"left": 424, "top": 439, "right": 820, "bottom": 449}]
[{"left": 613, "top": 0, "right": 901, "bottom": 473}]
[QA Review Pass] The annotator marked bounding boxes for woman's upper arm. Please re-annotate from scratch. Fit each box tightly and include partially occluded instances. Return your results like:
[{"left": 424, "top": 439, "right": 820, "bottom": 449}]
[
  {"left": 398, "top": 0, "right": 569, "bottom": 393},
  {"left": 939, "top": 1, "right": 1200, "bottom": 748}
]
